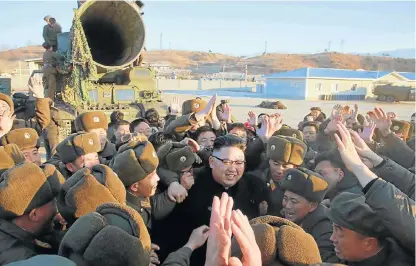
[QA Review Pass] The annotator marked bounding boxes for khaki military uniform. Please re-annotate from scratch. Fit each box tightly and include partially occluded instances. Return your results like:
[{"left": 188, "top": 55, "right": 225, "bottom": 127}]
[
  {"left": 43, "top": 50, "right": 62, "bottom": 101},
  {"left": 43, "top": 23, "right": 62, "bottom": 51}
]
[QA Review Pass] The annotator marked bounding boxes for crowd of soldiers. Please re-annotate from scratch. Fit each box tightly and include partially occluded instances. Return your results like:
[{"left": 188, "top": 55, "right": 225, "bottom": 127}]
[{"left": 0, "top": 74, "right": 414, "bottom": 266}]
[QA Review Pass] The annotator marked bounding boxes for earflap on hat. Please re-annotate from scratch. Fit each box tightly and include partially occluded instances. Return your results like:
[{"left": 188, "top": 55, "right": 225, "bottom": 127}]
[
  {"left": 57, "top": 165, "right": 126, "bottom": 225},
  {"left": 59, "top": 206, "right": 151, "bottom": 266},
  {"left": 276, "top": 225, "right": 322, "bottom": 265},
  {"left": 158, "top": 142, "right": 195, "bottom": 172},
  {"left": 40, "top": 163, "right": 65, "bottom": 196}
]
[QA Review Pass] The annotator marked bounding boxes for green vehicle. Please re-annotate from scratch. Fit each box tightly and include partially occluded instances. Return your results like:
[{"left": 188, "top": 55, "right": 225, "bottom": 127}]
[
  {"left": 373, "top": 84, "right": 416, "bottom": 102},
  {"left": 23, "top": 0, "right": 165, "bottom": 136}
]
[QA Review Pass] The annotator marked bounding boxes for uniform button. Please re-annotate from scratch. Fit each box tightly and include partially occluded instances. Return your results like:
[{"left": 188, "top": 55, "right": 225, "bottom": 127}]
[{"left": 140, "top": 208, "right": 143, "bottom": 212}]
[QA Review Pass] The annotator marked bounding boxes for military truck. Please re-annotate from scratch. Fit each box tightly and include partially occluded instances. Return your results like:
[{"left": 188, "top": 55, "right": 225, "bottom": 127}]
[
  {"left": 16, "top": 0, "right": 165, "bottom": 137},
  {"left": 373, "top": 85, "right": 415, "bottom": 102}
]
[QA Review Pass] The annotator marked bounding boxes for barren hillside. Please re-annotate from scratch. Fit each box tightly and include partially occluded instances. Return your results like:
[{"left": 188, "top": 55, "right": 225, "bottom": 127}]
[{"left": 0, "top": 46, "right": 414, "bottom": 75}]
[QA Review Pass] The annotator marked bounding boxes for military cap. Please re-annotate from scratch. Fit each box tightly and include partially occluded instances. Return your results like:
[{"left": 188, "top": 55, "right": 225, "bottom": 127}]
[
  {"left": 110, "top": 140, "right": 159, "bottom": 187},
  {"left": 1, "top": 128, "right": 40, "bottom": 150},
  {"left": 0, "top": 162, "right": 62, "bottom": 219},
  {"left": 157, "top": 142, "right": 195, "bottom": 172},
  {"left": 281, "top": 168, "right": 328, "bottom": 203},
  {"left": 326, "top": 192, "right": 388, "bottom": 238},
  {"left": 74, "top": 111, "right": 108, "bottom": 132},
  {"left": 266, "top": 136, "right": 307, "bottom": 166},
  {"left": 232, "top": 215, "right": 321, "bottom": 265},
  {"left": 310, "top": 107, "right": 322, "bottom": 111},
  {"left": 390, "top": 120, "right": 411, "bottom": 140},
  {"left": 56, "top": 132, "right": 101, "bottom": 164},
  {"left": 273, "top": 127, "right": 304, "bottom": 141},
  {"left": 57, "top": 164, "right": 126, "bottom": 225},
  {"left": 59, "top": 203, "right": 151, "bottom": 266},
  {"left": 0, "top": 144, "right": 25, "bottom": 175},
  {"left": 182, "top": 98, "right": 207, "bottom": 115},
  {"left": 0, "top": 93, "right": 14, "bottom": 114}
]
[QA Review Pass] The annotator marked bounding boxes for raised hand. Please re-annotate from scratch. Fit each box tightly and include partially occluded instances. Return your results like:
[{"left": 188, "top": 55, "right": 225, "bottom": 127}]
[
  {"left": 28, "top": 75, "right": 45, "bottom": 98},
  {"left": 205, "top": 193, "right": 234, "bottom": 266},
  {"left": 0, "top": 110, "right": 15, "bottom": 138},
  {"left": 359, "top": 116, "right": 376, "bottom": 143},
  {"left": 368, "top": 107, "right": 392, "bottom": 137},
  {"left": 333, "top": 122, "right": 365, "bottom": 171},
  {"left": 324, "top": 114, "right": 343, "bottom": 134},
  {"left": 170, "top": 96, "right": 181, "bottom": 115},
  {"left": 247, "top": 111, "right": 257, "bottom": 127},
  {"left": 331, "top": 104, "right": 343, "bottom": 118},
  {"left": 195, "top": 94, "right": 217, "bottom": 122},
  {"left": 229, "top": 210, "right": 262, "bottom": 266},
  {"left": 269, "top": 113, "right": 283, "bottom": 133},
  {"left": 219, "top": 104, "right": 232, "bottom": 123}
]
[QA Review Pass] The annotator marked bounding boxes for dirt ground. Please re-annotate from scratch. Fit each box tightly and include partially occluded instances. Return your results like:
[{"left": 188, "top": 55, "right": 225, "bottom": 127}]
[{"left": 161, "top": 93, "right": 416, "bottom": 128}]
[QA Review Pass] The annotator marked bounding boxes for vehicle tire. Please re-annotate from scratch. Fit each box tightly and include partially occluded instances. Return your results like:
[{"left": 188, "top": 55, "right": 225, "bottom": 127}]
[
  {"left": 386, "top": 95, "right": 395, "bottom": 102},
  {"left": 378, "top": 95, "right": 386, "bottom": 101}
]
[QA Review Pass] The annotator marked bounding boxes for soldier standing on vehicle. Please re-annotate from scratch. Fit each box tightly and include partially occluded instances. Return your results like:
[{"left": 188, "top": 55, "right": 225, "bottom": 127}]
[
  {"left": 42, "top": 42, "right": 62, "bottom": 102},
  {"left": 43, "top": 17, "right": 62, "bottom": 51}
]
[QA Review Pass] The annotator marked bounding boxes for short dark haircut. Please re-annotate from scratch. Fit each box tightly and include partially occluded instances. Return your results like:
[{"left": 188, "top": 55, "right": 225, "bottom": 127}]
[
  {"left": 213, "top": 134, "right": 246, "bottom": 152},
  {"left": 258, "top": 113, "right": 268, "bottom": 118},
  {"left": 194, "top": 126, "right": 216, "bottom": 141},
  {"left": 228, "top": 123, "right": 247, "bottom": 133},
  {"left": 115, "top": 120, "right": 130, "bottom": 131},
  {"left": 130, "top": 118, "right": 149, "bottom": 132},
  {"left": 301, "top": 121, "right": 319, "bottom": 131},
  {"left": 148, "top": 132, "right": 176, "bottom": 151},
  {"left": 110, "top": 111, "right": 124, "bottom": 124},
  {"left": 412, "top": 113, "right": 415, "bottom": 118},
  {"left": 42, "top": 42, "right": 51, "bottom": 50},
  {"left": 49, "top": 17, "right": 56, "bottom": 24},
  {"left": 315, "top": 150, "right": 346, "bottom": 171},
  {"left": 145, "top": 108, "right": 160, "bottom": 124}
]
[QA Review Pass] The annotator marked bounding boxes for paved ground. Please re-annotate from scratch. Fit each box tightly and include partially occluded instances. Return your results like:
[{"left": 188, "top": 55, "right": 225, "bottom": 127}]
[
  {"left": 161, "top": 93, "right": 415, "bottom": 128},
  {"left": 39, "top": 93, "right": 415, "bottom": 163}
]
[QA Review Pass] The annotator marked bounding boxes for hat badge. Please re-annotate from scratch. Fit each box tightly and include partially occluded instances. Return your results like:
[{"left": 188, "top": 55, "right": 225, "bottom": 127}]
[
  {"left": 24, "top": 133, "right": 30, "bottom": 139},
  {"left": 292, "top": 133, "right": 297, "bottom": 138},
  {"left": 194, "top": 103, "right": 200, "bottom": 109},
  {"left": 287, "top": 174, "right": 292, "bottom": 180},
  {"left": 393, "top": 125, "right": 400, "bottom": 131},
  {"left": 88, "top": 139, "right": 94, "bottom": 145},
  {"left": 93, "top": 117, "right": 100, "bottom": 123},
  {"left": 270, "top": 145, "right": 276, "bottom": 151},
  {"left": 180, "top": 156, "right": 186, "bottom": 162}
]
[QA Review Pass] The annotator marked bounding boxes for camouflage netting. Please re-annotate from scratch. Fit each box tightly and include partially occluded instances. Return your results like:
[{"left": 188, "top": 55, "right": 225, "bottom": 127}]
[
  {"left": 257, "top": 101, "right": 287, "bottom": 110},
  {"left": 57, "top": 9, "right": 97, "bottom": 105}
]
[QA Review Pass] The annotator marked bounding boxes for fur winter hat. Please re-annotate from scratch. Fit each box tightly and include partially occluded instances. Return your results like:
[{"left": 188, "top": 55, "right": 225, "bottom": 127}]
[
  {"left": 231, "top": 215, "right": 322, "bottom": 265},
  {"left": 182, "top": 98, "right": 207, "bottom": 115},
  {"left": 59, "top": 203, "right": 151, "bottom": 266},
  {"left": 0, "top": 162, "right": 63, "bottom": 219},
  {"left": 0, "top": 93, "right": 14, "bottom": 114},
  {"left": 110, "top": 140, "right": 159, "bottom": 187},
  {"left": 75, "top": 111, "right": 108, "bottom": 132},
  {"left": 280, "top": 167, "right": 328, "bottom": 203},
  {"left": 273, "top": 127, "right": 304, "bottom": 141},
  {"left": 157, "top": 142, "right": 195, "bottom": 172},
  {"left": 0, "top": 144, "right": 25, "bottom": 175},
  {"left": 266, "top": 136, "right": 307, "bottom": 166},
  {"left": 1, "top": 128, "right": 40, "bottom": 150},
  {"left": 57, "top": 164, "right": 126, "bottom": 225},
  {"left": 56, "top": 132, "right": 101, "bottom": 164}
]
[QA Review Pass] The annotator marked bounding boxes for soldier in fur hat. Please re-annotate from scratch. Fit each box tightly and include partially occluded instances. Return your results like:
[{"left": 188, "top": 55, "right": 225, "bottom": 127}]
[
  {"left": 247, "top": 135, "right": 307, "bottom": 216},
  {"left": 53, "top": 132, "right": 101, "bottom": 179},
  {"left": 74, "top": 111, "right": 117, "bottom": 165},
  {"left": 1, "top": 128, "right": 41, "bottom": 165},
  {"left": 280, "top": 168, "right": 339, "bottom": 262},
  {"left": 304, "top": 106, "right": 327, "bottom": 123},
  {"left": 0, "top": 163, "right": 64, "bottom": 264}
]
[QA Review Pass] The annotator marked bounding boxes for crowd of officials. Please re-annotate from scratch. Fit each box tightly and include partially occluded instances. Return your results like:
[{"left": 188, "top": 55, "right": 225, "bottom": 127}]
[{"left": 0, "top": 75, "right": 414, "bottom": 266}]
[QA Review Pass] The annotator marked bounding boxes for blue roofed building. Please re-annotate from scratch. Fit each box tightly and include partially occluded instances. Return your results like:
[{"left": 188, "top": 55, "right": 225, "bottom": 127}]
[{"left": 264, "top": 67, "right": 416, "bottom": 100}]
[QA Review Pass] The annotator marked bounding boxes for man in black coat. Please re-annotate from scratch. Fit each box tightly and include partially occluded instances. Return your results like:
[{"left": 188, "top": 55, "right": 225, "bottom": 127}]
[{"left": 155, "top": 135, "right": 266, "bottom": 265}]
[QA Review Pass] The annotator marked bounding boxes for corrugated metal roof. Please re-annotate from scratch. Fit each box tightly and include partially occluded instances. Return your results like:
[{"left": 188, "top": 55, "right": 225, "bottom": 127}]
[{"left": 265, "top": 67, "right": 415, "bottom": 80}]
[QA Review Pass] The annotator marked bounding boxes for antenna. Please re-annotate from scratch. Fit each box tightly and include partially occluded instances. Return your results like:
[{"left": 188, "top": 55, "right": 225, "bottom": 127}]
[
  {"left": 328, "top": 41, "right": 332, "bottom": 52},
  {"left": 160, "top": 32, "right": 163, "bottom": 50},
  {"left": 341, "top": 39, "right": 345, "bottom": 53},
  {"left": 264, "top": 41, "right": 268, "bottom": 54}
]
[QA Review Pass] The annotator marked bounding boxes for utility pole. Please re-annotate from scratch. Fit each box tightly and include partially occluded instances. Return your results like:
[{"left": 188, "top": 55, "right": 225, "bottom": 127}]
[
  {"left": 222, "top": 65, "right": 225, "bottom": 80},
  {"left": 340, "top": 39, "right": 345, "bottom": 53},
  {"left": 160, "top": 32, "right": 163, "bottom": 50},
  {"left": 169, "top": 42, "right": 171, "bottom": 56},
  {"left": 264, "top": 41, "right": 267, "bottom": 54},
  {"left": 245, "top": 64, "right": 248, "bottom": 87},
  {"left": 328, "top": 41, "right": 331, "bottom": 52}
]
